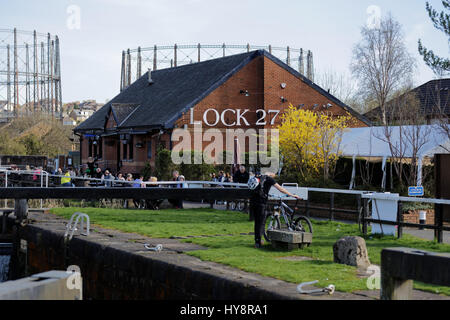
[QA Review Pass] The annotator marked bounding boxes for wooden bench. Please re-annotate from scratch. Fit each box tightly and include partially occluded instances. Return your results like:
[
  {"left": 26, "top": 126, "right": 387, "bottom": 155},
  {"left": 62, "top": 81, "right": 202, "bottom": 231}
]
[
  {"left": 381, "top": 247, "right": 450, "bottom": 300},
  {"left": 267, "top": 229, "right": 312, "bottom": 250}
]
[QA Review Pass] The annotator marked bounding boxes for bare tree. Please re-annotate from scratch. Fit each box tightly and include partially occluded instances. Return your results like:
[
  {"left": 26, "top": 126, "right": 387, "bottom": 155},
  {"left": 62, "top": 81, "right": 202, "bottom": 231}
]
[
  {"left": 375, "top": 91, "right": 432, "bottom": 187},
  {"left": 315, "top": 69, "right": 357, "bottom": 106},
  {"left": 428, "top": 80, "right": 450, "bottom": 151},
  {"left": 351, "top": 13, "right": 415, "bottom": 126}
]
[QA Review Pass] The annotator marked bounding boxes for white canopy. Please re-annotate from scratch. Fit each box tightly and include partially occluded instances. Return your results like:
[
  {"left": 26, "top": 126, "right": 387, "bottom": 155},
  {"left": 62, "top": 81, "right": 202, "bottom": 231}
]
[
  {"left": 338, "top": 124, "right": 450, "bottom": 189},
  {"left": 339, "top": 125, "right": 450, "bottom": 158}
]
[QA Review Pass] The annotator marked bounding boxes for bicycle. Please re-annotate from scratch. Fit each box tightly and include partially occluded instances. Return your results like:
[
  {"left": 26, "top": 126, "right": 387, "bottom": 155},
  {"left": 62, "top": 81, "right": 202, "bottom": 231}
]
[
  {"left": 229, "top": 199, "right": 247, "bottom": 212},
  {"left": 263, "top": 195, "right": 313, "bottom": 243}
]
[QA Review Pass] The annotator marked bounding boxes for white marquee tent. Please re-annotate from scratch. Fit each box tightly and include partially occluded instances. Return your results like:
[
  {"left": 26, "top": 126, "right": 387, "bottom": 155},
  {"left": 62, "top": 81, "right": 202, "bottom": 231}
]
[{"left": 338, "top": 125, "right": 450, "bottom": 189}]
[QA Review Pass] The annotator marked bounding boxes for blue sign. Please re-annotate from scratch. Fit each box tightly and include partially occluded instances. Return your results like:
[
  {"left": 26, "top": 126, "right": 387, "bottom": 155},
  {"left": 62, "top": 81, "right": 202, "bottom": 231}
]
[{"left": 408, "top": 186, "right": 424, "bottom": 197}]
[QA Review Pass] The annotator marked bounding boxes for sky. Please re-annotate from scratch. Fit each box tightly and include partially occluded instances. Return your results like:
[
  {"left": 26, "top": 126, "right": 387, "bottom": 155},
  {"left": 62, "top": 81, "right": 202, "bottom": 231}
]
[{"left": 0, "top": 0, "right": 448, "bottom": 103}]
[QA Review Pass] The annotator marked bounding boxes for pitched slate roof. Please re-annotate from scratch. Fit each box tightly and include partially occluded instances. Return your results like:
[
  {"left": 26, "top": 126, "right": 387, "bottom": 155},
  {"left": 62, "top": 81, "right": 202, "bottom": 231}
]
[
  {"left": 75, "top": 50, "right": 370, "bottom": 133},
  {"left": 110, "top": 103, "right": 140, "bottom": 126},
  {"left": 364, "top": 78, "right": 450, "bottom": 122}
]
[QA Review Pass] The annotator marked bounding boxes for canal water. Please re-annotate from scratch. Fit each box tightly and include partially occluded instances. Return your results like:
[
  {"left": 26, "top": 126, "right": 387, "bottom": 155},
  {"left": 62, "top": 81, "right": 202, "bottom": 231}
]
[{"left": 0, "top": 243, "right": 12, "bottom": 282}]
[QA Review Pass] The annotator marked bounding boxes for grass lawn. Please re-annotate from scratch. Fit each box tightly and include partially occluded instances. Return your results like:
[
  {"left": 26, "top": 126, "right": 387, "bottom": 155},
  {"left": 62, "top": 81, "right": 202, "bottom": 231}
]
[{"left": 50, "top": 207, "right": 450, "bottom": 296}]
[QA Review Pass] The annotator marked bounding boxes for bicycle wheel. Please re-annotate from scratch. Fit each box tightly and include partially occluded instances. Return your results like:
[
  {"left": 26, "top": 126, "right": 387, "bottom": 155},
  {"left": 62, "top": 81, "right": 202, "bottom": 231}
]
[
  {"left": 293, "top": 216, "right": 313, "bottom": 234},
  {"left": 263, "top": 214, "right": 281, "bottom": 242},
  {"left": 230, "top": 201, "right": 236, "bottom": 211}
]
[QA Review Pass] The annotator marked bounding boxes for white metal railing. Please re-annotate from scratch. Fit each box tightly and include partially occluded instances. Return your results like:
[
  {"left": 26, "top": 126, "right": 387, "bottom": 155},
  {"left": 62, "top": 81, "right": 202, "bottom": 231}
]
[{"left": 1, "top": 169, "right": 449, "bottom": 206}]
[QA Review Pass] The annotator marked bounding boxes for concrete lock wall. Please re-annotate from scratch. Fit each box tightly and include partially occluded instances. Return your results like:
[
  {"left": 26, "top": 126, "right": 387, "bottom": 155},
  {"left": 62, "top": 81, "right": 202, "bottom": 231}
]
[
  {"left": 0, "top": 270, "right": 82, "bottom": 300},
  {"left": 4, "top": 218, "right": 297, "bottom": 300}
]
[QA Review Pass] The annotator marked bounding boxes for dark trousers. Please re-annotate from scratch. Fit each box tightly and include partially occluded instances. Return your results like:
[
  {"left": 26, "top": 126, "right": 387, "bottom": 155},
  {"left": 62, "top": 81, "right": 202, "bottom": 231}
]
[{"left": 250, "top": 202, "right": 266, "bottom": 245}]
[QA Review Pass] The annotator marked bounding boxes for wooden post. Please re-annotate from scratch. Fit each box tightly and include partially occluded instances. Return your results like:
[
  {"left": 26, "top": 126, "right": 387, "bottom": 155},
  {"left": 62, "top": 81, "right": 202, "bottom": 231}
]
[
  {"left": 362, "top": 198, "right": 369, "bottom": 235},
  {"left": 329, "top": 193, "right": 335, "bottom": 221},
  {"left": 305, "top": 198, "right": 310, "bottom": 218},
  {"left": 397, "top": 202, "right": 403, "bottom": 239},
  {"left": 381, "top": 273, "right": 413, "bottom": 300},
  {"left": 14, "top": 199, "right": 28, "bottom": 222},
  {"left": 435, "top": 203, "right": 443, "bottom": 243}
]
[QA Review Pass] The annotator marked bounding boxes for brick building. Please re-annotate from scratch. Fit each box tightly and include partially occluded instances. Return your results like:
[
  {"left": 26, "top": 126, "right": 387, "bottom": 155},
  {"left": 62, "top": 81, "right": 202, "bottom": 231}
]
[{"left": 74, "top": 50, "right": 370, "bottom": 174}]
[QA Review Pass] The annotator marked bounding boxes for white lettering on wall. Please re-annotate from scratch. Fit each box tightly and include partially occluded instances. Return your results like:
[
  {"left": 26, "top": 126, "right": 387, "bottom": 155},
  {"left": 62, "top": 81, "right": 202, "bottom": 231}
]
[
  {"left": 203, "top": 108, "right": 220, "bottom": 126},
  {"left": 193, "top": 108, "right": 283, "bottom": 127}
]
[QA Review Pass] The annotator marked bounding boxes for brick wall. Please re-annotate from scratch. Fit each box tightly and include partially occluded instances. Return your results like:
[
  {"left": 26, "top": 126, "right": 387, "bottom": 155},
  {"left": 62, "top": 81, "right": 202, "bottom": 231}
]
[{"left": 81, "top": 54, "right": 368, "bottom": 173}]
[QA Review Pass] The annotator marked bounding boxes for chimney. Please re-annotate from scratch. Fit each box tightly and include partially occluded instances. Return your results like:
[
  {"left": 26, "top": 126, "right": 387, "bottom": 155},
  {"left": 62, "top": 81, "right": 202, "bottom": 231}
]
[{"left": 148, "top": 68, "right": 154, "bottom": 85}]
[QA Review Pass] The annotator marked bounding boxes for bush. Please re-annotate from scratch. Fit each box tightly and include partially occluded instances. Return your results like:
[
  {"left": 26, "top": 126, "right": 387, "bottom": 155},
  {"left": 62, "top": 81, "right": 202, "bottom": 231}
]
[{"left": 154, "top": 146, "right": 176, "bottom": 181}]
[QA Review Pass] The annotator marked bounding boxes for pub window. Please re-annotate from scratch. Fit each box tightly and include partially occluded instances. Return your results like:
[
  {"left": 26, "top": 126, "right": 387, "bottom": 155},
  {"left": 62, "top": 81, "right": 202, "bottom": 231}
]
[
  {"left": 93, "top": 141, "right": 98, "bottom": 158},
  {"left": 123, "top": 141, "right": 128, "bottom": 160},
  {"left": 98, "top": 137, "right": 103, "bottom": 159},
  {"left": 88, "top": 139, "right": 93, "bottom": 157},
  {"left": 128, "top": 136, "right": 134, "bottom": 160},
  {"left": 147, "top": 141, "right": 152, "bottom": 159}
]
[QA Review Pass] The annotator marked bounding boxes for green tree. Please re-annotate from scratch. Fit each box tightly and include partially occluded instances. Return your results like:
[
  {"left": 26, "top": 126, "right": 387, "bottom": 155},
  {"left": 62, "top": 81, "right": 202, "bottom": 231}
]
[
  {"left": 154, "top": 145, "right": 176, "bottom": 181},
  {"left": 0, "top": 132, "right": 26, "bottom": 155},
  {"left": 20, "top": 134, "right": 45, "bottom": 155},
  {"left": 418, "top": 1, "right": 450, "bottom": 76}
]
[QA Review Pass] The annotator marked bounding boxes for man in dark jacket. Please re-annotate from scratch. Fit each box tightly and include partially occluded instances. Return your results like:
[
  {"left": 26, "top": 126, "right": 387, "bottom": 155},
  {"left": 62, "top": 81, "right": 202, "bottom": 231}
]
[
  {"left": 249, "top": 172, "right": 301, "bottom": 248},
  {"left": 233, "top": 165, "right": 249, "bottom": 184}
]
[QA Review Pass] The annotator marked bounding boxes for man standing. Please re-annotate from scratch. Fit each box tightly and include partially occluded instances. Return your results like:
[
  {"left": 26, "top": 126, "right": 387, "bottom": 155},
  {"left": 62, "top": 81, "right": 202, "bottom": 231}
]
[
  {"left": 249, "top": 172, "right": 301, "bottom": 249},
  {"left": 169, "top": 170, "right": 183, "bottom": 209},
  {"left": 233, "top": 165, "right": 250, "bottom": 184}
]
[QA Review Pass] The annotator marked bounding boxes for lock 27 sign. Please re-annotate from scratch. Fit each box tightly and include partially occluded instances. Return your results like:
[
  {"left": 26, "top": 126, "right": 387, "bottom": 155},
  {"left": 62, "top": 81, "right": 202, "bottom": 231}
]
[{"left": 189, "top": 107, "right": 280, "bottom": 127}]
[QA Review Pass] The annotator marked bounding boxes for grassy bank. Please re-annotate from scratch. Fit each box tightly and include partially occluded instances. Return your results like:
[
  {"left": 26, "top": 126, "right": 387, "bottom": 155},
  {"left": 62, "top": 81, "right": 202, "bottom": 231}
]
[{"left": 50, "top": 207, "right": 450, "bottom": 296}]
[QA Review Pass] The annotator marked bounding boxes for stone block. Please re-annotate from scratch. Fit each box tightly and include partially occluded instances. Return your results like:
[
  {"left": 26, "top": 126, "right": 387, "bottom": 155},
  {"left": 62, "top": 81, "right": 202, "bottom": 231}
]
[
  {"left": 267, "top": 230, "right": 312, "bottom": 244},
  {"left": 267, "top": 230, "right": 312, "bottom": 251},
  {"left": 333, "top": 236, "right": 370, "bottom": 269}
]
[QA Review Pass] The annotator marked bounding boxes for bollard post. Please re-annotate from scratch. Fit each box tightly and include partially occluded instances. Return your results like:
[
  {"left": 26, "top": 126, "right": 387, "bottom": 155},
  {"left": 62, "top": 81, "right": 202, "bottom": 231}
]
[{"left": 419, "top": 210, "right": 426, "bottom": 230}]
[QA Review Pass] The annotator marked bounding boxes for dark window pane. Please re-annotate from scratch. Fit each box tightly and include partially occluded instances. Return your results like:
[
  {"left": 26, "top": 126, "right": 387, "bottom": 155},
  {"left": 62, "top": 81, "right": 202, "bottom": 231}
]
[
  {"left": 129, "top": 136, "right": 134, "bottom": 160},
  {"left": 123, "top": 142, "right": 128, "bottom": 160},
  {"left": 147, "top": 141, "right": 152, "bottom": 159}
]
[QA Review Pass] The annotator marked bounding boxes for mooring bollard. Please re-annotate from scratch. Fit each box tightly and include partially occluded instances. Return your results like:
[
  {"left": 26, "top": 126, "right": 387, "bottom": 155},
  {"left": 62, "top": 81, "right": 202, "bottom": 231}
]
[
  {"left": 419, "top": 211, "right": 426, "bottom": 230},
  {"left": 14, "top": 199, "right": 28, "bottom": 223}
]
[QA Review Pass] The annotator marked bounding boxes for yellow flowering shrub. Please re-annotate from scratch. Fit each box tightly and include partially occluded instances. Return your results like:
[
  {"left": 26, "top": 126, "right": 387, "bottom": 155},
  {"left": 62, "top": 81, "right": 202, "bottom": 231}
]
[{"left": 278, "top": 104, "right": 352, "bottom": 180}]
